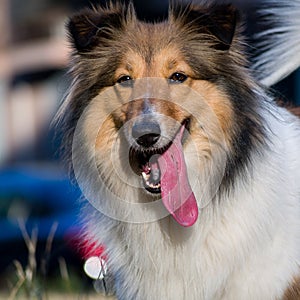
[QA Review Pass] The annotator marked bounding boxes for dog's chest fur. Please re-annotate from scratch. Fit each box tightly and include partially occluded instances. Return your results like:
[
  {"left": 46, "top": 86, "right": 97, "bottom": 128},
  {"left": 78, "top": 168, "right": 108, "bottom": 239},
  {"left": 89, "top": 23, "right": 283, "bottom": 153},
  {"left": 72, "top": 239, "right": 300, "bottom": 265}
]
[{"left": 88, "top": 110, "right": 300, "bottom": 300}]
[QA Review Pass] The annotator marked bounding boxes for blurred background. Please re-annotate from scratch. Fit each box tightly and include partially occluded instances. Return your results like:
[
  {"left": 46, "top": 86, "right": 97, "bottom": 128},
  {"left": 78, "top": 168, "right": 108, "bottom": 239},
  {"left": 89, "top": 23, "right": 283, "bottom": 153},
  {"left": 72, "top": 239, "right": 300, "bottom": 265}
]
[{"left": 0, "top": 0, "right": 299, "bottom": 299}]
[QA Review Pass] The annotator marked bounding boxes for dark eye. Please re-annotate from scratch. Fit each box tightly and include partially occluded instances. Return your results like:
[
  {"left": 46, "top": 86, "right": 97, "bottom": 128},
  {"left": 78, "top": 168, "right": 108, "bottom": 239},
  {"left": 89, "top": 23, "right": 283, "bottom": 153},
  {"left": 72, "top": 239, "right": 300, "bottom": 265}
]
[
  {"left": 117, "top": 75, "right": 133, "bottom": 86},
  {"left": 169, "top": 72, "right": 188, "bottom": 84}
]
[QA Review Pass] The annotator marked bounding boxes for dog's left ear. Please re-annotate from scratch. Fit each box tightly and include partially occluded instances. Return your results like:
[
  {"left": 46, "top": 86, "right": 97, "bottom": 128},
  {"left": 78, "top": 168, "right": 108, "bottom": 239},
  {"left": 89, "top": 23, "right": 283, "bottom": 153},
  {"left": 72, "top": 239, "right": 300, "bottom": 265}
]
[
  {"left": 207, "top": 5, "right": 238, "bottom": 50},
  {"left": 173, "top": 4, "right": 238, "bottom": 50}
]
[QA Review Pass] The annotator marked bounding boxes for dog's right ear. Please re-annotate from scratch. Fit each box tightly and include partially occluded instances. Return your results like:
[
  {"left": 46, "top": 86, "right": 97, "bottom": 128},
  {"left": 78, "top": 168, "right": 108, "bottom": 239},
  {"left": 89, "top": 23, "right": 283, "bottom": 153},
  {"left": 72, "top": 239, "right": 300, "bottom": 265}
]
[{"left": 67, "top": 8, "right": 124, "bottom": 53}]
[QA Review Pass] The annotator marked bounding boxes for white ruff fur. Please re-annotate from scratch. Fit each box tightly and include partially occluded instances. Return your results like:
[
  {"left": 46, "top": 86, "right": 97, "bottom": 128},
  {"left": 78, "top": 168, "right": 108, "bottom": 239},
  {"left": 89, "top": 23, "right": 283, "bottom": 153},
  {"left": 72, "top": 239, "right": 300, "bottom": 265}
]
[{"left": 82, "top": 104, "right": 300, "bottom": 300}]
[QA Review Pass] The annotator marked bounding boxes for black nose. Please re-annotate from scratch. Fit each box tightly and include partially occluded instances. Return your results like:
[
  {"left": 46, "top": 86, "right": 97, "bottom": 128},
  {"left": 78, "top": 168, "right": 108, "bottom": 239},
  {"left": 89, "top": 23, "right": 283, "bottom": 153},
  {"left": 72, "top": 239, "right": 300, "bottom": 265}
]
[{"left": 132, "top": 120, "right": 161, "bottom": 147}]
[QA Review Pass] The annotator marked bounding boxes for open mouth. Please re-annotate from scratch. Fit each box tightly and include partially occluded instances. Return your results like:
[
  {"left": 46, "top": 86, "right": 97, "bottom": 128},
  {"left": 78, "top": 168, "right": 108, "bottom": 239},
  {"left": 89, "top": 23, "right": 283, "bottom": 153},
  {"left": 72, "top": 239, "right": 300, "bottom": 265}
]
[
  {"left": 128, "top": 119, "right": 199, "bottom": 227},
  {"left": 132, "top": 147, "right": 168, "bottom": 194},
  {"left": 130, "top": 119, "right": 190, "bottom": 194},
  {"left": 141, "top": 158, "right": 162, "bottom": 193}
]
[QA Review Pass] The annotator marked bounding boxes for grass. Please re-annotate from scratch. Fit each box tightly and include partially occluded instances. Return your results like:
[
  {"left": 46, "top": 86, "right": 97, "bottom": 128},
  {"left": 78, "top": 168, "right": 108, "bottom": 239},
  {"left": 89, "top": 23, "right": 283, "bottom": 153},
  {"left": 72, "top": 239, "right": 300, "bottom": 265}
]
[{"left": 3, "top": 219, "right": 115, "bottom": 300}]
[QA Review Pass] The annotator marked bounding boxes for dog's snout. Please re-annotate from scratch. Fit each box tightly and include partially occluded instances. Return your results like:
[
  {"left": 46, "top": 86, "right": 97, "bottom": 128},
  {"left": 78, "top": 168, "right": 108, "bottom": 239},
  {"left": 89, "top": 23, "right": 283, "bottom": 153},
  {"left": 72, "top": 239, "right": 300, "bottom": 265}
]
[{"left": 132, "top": 120, "right": 161, "bottom": 147}]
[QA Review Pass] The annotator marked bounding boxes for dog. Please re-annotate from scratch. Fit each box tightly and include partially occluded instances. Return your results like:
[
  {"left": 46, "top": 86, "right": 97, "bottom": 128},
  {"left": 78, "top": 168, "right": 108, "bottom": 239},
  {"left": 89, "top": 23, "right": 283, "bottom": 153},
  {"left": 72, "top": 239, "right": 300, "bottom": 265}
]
[{"left": 57, "top": 1, "right": 300, "bottom": 299}]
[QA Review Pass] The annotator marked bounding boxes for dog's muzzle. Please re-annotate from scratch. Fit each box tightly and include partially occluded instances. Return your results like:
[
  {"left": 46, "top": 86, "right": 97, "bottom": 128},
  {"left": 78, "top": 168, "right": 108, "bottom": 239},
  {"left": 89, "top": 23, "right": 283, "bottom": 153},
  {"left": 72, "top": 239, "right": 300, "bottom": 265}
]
[{"left": 132, "top": 118, "right": 161, "bottom": 148}]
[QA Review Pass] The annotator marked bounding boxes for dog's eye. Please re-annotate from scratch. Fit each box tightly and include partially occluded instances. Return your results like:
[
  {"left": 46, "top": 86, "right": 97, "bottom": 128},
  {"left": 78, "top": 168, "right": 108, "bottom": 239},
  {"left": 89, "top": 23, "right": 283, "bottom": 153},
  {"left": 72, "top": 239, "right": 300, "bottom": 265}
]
[
  {"left": 169, "top": 72, "right": 188, "bottom": 84},
  {"left": 117, "top": 75, "right": 133, "bottom": 86}
]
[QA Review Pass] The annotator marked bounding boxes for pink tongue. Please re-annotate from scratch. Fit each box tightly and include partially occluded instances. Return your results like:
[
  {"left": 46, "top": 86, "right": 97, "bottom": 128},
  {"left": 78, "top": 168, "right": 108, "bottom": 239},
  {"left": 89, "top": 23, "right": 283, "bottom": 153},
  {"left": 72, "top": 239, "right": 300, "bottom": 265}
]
[{"left": 157, "top": 126, "right": 198, "bottom": 227}]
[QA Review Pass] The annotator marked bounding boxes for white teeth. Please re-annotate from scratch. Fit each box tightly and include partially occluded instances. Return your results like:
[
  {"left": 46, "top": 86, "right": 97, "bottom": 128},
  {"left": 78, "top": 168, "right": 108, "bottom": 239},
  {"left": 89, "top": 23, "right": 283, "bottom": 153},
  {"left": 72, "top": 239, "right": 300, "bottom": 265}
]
[
  {"left": 142, "top": 171, "right": 161, "bottom": 190},
  {"left": 148, "top": 182, "right": 161, "bottom": 189},
  {"left": 142, "top": 172, "right": 150, "bottom": 181}
]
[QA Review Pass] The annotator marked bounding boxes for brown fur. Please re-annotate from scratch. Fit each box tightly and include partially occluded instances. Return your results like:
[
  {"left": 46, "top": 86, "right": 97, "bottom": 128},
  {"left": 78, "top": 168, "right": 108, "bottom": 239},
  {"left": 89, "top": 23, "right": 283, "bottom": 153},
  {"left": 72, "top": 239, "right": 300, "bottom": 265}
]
[
  {"left": 283, "top": 276, "right": 300, "bottom": 300},
  {"left": 277, "top": 100, "right": 300, "bottom": 118},
  {"left": 191, "top": 80, "right": 234, "bottom": 143},
  {"left": 289, "top": 106, "right": 300, "bottom": 117}
]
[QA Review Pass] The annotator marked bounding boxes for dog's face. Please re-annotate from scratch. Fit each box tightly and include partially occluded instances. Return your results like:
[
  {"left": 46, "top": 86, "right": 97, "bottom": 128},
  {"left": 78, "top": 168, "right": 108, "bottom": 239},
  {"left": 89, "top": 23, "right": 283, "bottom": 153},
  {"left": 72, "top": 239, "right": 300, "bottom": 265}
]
[{"left": 61, "top": 3, "right": 264, "bottom": 225}]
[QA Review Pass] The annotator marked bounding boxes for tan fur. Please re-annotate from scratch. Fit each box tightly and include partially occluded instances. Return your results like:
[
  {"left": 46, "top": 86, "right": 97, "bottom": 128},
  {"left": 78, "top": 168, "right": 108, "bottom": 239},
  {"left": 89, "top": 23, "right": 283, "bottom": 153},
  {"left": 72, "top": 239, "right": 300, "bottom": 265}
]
[
  {"left": 191, "top": 80, "right": 234, "bottom": 144},
  {"left": 115, "top": 47, "right": 192, "bottom": 80},
  {"left": 112, "top": 46, "right": 234, "bottom": 145},
  {"left": 83, "top": 44, "right": 234, "bottom": 206}
]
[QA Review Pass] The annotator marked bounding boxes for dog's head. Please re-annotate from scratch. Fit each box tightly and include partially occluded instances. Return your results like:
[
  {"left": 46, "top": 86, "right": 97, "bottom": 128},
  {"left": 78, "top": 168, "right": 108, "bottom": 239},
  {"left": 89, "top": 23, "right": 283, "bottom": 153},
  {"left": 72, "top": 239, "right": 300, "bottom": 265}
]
[{"left": 59, "top": 2, "right": 264, "bottom": 226}]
